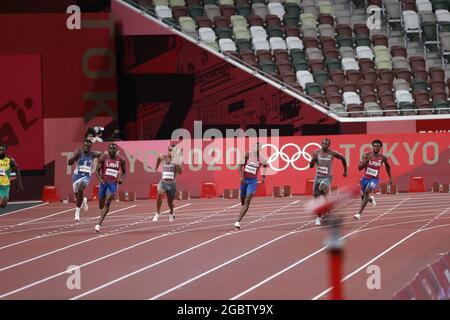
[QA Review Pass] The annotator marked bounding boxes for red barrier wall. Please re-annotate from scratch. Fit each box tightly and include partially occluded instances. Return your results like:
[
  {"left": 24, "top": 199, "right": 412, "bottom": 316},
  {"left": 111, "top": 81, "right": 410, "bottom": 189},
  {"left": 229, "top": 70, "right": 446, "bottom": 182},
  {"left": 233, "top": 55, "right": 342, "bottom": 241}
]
[{"left": 55, "top": 132, "right": 450, "bottom": 199}]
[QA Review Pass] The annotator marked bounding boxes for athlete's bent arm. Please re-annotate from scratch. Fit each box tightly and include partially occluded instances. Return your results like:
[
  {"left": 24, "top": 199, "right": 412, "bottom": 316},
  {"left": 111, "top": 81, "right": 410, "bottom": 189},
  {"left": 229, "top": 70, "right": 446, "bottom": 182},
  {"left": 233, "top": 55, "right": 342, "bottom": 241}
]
[
  {"left": 261, "top": 163, "right": 267, "bottom": 183},
  {"left": 383, "top": 156, "right": 393, "bottom": 184},
  {"left": 155, "top": 155, "right": 162, "bottom": 172},
  {"left": 309, "top": 151, "right": 318, "bottom": 169},
  {"left": 96, "top": 156, "right": 106, "bottom": 184},
  {"left": 238, "top": 152, "right": 248, "bottom": 184},
  {"left": 238, "top": 164, "right": 244, "bottom": 183},
  {"left": 10, "top": 159, "right": 23, "bottom": 191},
  {"left": 68, "top": 149, "right": 80, "bottom": 166},
  {"left": 176, "top": 164, "right": 183, "bottom": 175},
  {"left": 358, "top": 153, "right": 369, "bottom": 171},
  {"left": 260, "top": 155, "right": 268, "bottom": 183},
  {"left": 334, "top": 152, "right": 348, "bottom": 177},
  {"left": 119, "top": 158, "right": 126, "bottom": 184}
]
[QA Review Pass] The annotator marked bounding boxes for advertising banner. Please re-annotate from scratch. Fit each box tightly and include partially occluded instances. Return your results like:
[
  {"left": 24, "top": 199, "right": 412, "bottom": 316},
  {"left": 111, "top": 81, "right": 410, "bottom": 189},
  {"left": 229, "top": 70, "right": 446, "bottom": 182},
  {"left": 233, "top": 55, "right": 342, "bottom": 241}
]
[{"left": 55, "top": 132, "right": 450, "bottom": 198}]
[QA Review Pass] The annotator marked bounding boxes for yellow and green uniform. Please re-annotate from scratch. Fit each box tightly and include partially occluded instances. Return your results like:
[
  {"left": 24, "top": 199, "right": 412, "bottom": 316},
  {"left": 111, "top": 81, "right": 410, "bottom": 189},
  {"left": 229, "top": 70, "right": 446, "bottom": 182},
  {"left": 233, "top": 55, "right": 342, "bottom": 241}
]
[{"left": 0, "top": 156, "right": 12, "bottom": 198}]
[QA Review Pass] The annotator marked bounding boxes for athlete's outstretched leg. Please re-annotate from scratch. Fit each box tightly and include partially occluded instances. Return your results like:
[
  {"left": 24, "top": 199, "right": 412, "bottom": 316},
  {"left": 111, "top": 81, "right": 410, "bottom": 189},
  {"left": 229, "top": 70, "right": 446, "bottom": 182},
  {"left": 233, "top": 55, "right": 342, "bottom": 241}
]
[
  {"left": 355, "top": 179, "right": 377, "bottom": 220},
  {"left": 0, "top": 185, "right": 10, "bottom": 208},
  {"left": 355, "top": 190, "right": 374, "bottom": 220},
  {"left": 74, "top": 178, "right": 89, "bottom": 221},
  {"left": 96, "top": 193, "right": 115, "bottom": 230},
  {"left": 319, "top": 183, "right": 329, "bottom": 197},
  {"left": 98, "top": 197, "right": 106, "bottom": 210},
  {"left": 75, "top": 190, "right": 84, "bottom": 208},
  {"left": 168, "top": 198, "right": 174, "bottom": 214},
  {"left": 313, "top": 178, "right": 321, "bottom": 199},
  {"left": 153, "top": 184, "right": 165, "bottom": 222},
  {"left": 0, "top": 197, "right": 8, "bottom": 209},
  {"left": 156, "top": 192, "right": 163, "bottom": 213},
  {"left": 167, "top": 184, "right": 177, "bottom": 222},
  {"left": 239, "top": 181, "right": 247, "bottom": 206},
  {"left": 235, "top": 193, "right": 254, "bottom": 229},
  {"left": 0, "top": 187, "right": 8, "bottom": 208},
  {"left": 357, "top": 189, "right": 371, "bottom": 215},
  {"left": 168, "top": 197, "right": 175, "bottom": 222},
  {"left": 360, "top": 194, "right": 374, "bottom": 205},
  {"left": 98, "top": 183, "right": 107, "bottom": 210},
  {"left": 314, "top": 178, "right": 331, "bottom": 225},
  {"left": 74, "top": 190, "right": 83, "bottom": 221},
  {"left": 95, "top": 183, "right": 107, "bottom": 231}
]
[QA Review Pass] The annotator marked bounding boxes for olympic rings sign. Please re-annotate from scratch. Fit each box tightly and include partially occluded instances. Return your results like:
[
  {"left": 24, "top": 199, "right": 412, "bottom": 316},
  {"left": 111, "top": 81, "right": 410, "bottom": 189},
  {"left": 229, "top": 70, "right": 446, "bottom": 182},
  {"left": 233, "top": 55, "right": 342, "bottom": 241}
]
[{"left": 261, "top": 143, "right": 321, "bottom": 171}]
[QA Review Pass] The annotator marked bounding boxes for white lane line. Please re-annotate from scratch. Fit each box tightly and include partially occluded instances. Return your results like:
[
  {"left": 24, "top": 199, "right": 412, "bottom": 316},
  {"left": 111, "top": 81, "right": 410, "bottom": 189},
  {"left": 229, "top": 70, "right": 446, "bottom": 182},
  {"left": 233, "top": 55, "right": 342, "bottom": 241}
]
[
  {"left": 1, "top": 200, "right": 442, "bottom": 300},
  {"left": 0, "top": 204, "right": 179, "bottom": 269},
  {"left": 229, "top": 198, "right": 409, "bottom": 300},
  {"left": 0, "top": 203, "right": 48, "bottom": 218},
  {"left": 148, "top": 200, "right": 356, "bottom": 300},
  {"left": 0, "top": 202, "right": 245, "bottom": 298},
  {"left": 0, "top": 207, "right": 74, "bottom": 232},
  {"left": 0, "top": 205, "right": 138, "bottom": 251},
  {"left": 70, "top": 200, "right": 300, "bottom": 300},
  {"left": 6, "top": 201, "right": 43, "bottom": 205}
]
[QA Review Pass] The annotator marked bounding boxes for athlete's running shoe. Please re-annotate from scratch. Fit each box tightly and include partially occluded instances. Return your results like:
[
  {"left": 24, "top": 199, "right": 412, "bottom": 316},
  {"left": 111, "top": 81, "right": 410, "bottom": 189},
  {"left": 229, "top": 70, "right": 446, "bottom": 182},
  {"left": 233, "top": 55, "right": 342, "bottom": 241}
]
[
  {"left": 315, "top": 217, "right": 322, "bottom": 226},
  {"left": 353, "top": 213, "right": 361, "bottom": 220},
  {"left": 82, "top": 197, "right": 88, "bottom": 211},
  {"left": 152, "top": 213, "right": 160, "bottom": 222},
  {"left": 370, "top": 196, "right": 376, "bottom": 208}
]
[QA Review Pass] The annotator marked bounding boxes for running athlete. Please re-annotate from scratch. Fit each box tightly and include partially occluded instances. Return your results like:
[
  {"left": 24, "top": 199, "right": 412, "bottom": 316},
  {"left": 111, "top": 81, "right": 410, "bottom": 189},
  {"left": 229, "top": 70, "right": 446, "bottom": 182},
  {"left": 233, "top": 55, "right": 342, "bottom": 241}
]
[
  {"left": 234, "top": 143, "right": 267, "bottom": 230},
  {"left": 68, "top": 140, "right": 101, "bottom": 221},
  {"left": 354, "top": 139, "right": 392, "bottom": 220},
  {"left": 152, "top": 145, "right": 182, "bottom": 222},
  {"left": 0, "top": 144, "right": 23, "bottom": 209},
  {"left": 94, "top": 143, "right": 126, "bottom": 232},
  {"left": 309, "top": 138, "right": 347, "bottom": 225}
]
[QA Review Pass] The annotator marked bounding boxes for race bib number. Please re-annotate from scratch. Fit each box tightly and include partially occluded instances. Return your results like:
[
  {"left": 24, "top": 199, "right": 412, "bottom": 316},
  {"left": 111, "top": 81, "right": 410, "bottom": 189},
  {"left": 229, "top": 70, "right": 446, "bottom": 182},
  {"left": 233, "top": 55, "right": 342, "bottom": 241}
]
[
  {"left": 244, "top": 164, "right": 257, "bottom": 175},
  {"left": 105, "top": 168, "right": 118, "bottom": 177},
  {"left": 0, "top": 169, "right": 5, "bottom": 176},
  {"left": 366, "top": 167, "right": 378, "bottom": 177},
  {"left": 162, "top": 171, "right": 175, "bottom": 180},
  {"left": 317, "top": 166, "right": 328, "bottom": 175},
  {"left": 79, "top": 165, "right": 91, "bottom": 174}
]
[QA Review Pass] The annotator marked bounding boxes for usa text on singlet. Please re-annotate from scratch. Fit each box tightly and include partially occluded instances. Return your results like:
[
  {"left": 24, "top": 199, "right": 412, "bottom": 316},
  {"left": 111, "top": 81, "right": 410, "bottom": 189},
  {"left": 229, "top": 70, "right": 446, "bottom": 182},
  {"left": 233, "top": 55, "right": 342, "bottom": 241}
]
[
  {"left": 243, "top": 156, "right": 262, "bottom": 179},
  {"left": 364, "top": 153, "right": 383, "bottom": 179},
  {"left": 102, "top": 155, "right": 122, "bottom": 183}
]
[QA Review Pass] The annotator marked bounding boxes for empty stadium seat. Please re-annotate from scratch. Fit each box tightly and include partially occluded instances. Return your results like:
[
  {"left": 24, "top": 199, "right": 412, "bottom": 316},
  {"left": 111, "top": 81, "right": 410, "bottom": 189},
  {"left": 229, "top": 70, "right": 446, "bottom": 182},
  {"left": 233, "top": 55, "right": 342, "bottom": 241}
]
[{"left": 136, "top": 0, "right": 450, "bottom": 118}]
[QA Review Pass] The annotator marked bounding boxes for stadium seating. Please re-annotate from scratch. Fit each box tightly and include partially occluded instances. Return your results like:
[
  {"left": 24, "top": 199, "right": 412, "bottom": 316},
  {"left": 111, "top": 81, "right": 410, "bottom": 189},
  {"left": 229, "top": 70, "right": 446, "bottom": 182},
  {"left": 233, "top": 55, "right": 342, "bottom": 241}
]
[{"left": 131, "top": 0, "right": 450, "bottom": 117}]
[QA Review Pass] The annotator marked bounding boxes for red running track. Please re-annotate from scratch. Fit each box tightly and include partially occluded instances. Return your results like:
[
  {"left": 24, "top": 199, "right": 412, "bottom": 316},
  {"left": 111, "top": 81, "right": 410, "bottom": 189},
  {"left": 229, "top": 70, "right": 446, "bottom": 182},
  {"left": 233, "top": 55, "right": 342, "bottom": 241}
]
[{"left": 0, "top": 193, "right": 449, "bottom": 300}]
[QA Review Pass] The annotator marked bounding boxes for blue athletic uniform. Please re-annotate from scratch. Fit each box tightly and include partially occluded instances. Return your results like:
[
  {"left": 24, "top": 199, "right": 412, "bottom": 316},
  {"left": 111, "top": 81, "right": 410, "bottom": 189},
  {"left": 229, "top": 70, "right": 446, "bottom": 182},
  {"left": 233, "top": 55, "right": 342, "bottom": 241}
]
[
  {"left": 240, "top": 156, "right": 263, "bottom": 198},
  {"left": 72, "top": 152, "right": 95, "bottom": 192},
  {"left": 360, "top": 152, "right": 383, "bottom": 193}
]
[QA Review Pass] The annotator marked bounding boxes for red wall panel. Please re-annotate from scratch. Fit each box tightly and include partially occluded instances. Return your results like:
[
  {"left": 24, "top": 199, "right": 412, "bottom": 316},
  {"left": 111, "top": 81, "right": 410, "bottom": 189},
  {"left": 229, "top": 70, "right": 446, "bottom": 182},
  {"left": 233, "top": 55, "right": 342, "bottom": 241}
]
[
  {"left": 0, "top": 54, "right": 44, "bottom": 170},
  {"left": 55, "top": 133, "right": 450, "bottom": 198}
]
